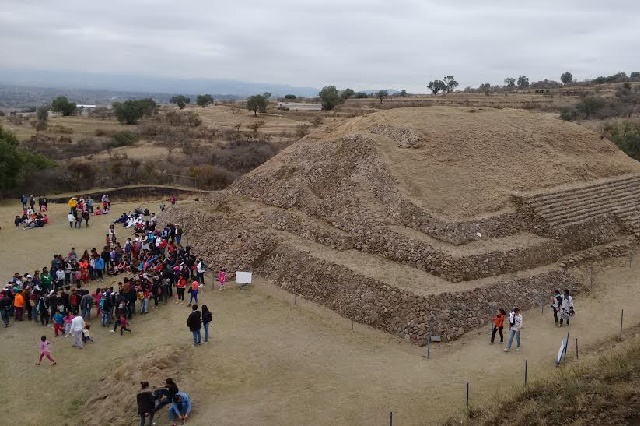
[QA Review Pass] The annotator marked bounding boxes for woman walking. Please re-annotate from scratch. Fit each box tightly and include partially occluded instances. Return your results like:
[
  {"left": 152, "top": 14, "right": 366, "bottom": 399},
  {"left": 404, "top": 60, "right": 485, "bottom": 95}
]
[{"left": 188, "top": 280, "right": 199, "bottom": 306}]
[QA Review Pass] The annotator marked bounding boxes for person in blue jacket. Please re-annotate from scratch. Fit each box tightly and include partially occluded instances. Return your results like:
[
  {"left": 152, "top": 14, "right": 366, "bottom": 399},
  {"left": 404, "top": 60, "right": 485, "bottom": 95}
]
[{"left": 168, "top": 391, "right": 192, "bottom": 424}]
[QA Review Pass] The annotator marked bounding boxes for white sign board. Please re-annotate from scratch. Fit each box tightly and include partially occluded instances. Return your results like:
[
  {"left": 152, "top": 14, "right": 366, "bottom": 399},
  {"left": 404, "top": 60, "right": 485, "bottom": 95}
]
[
  {"left": 235, "top": 271, "right": 253, "bottom": 284},
  {"left": 556, "top": 332, "right": 569, "bottom": 365}
]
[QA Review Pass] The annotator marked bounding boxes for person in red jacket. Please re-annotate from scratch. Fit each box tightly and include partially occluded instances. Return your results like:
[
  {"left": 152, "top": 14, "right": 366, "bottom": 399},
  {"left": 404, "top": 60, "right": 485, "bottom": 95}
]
[{"left": 490, "top": 308, "right": 506, "bottom": 344}]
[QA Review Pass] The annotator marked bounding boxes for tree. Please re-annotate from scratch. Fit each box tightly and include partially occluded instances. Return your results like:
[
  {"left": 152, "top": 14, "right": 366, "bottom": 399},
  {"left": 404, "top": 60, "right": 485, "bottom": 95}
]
[
  {"left": 561, "top": 71, "right": 573, "bottom": 85},
  {"left": 399, "top": 90, "right": 408, "bottom": 97},
  {"left": 354, "top": 92, "right": 369, "bottom": 99},
  {"left": 517, "top": 76, "right": 530, "bottom": 89},
  {"left": 318, "top": 86, "right": 344, "bottom": 111},
  {"left": 340, "top": 88, "right": 355, "bottom": 100},
  {"left": 51, "top": 96, "right": 76, "bottom": 116},
  {"left": 284, "top": 94, "right": 297, "bottom": 100},
  {"left": 170, "top": 95, "right": 191, "bottom": 110},
  {"left": 504, "top": 77, "right": 516, "bottom": 88},
  {"left": 262, "top": 92, "right": 272, "bottom": 100},
  {"left": 196, "top": 94, "right": 214, "bottom": 107},
  {"left": 36, "top": 106, "right": 48, "bottom": 122},
  {"left": 443, "top": 76, "right": 459, "bottom": 94},
  {"left": 377, "top": 90, "right": 388, "bottom": 103},
  {"left": 428, "top": 80, "right": 446, "bottom": 95},
  {"left": 112, "top": 98, "right": 157, "bottom": 125},
  {"left": 478, "top": 83, "right": 491, "bottom": 96},
  {"left": 246, "top": 94, "right": 268, "bottom": 116},
  {"left": 0, "top": 126, "right": 55, "bottom": 198}
]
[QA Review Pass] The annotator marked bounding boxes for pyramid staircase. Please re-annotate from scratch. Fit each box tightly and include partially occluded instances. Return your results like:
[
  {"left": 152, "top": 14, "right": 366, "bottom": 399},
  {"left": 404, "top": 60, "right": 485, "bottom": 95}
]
[{"left": 515, "top": 174, "right": 640, "bottom": 236}]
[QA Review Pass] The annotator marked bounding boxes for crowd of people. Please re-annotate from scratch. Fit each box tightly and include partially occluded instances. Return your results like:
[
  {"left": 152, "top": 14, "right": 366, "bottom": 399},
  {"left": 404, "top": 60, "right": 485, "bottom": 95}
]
[
  {"left": 489, "top": 288, "right": 576, "bottom": 352},
  {"left": 15, "top": 194, "right": 49, "bottom": 229},
  {"left": 3, "top": 196, "right": 223, "bottom": 424}
]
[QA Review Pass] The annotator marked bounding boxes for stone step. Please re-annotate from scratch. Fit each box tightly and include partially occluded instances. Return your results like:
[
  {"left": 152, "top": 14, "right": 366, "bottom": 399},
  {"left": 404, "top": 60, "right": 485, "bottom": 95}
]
[
  {"left": 541, "top": 194, "right": 639, "bottom": 224},
  {"left": 526, "top": 175, "right": 640, "bottom": 206},
  {"left": 529, "top": 185, "right": 640, "bottom": 212}
]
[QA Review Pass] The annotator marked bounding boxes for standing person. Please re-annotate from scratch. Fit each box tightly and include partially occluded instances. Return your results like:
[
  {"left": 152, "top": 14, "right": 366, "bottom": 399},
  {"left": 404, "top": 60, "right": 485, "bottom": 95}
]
[
  {"left": 490, "top": 308, "right": 506, "bottom": 344},
  {"left": 36, "top": 336, "right": 56, "bottom": 366},
  {"left": 80, "top": 290, "right": 93, "bottom": 320},
  {"left": 14, "top": 290, "right": 25, "bottom": 321},
  {"left": 67, "top": 212, "right": 75, "bottom": 228},
  {"left": 504, "top": 307, "right": 523, "bottom": 352},
  {"left": 168, "top": 392, "right": 192, "bottom": 425},
  {"left": 187, "top": 280, "right": 199, "bottom": 307},
  {"left": 187, "top": 305, "right": 202, "bottom": 347},
  {"left": 176, "top": 276, "right": 186, "bottom": 304},
  {"left": 21, "top": 194, "right": 28, "bottom": 209},
  {"left": 0, "top": 292, "right": 12, "bottom": 327},
  {"left": 201, "top": 305, "right": 212, "bottom": 343},
  {"left": 52, "top": 310, "right": 64, "bottom": 337},
  {"left": 551, "top": 289, "right": 563, "bottom": 326},
  {"left": 87, "top": 196, "right": 94, "bottom": 214},
  {"left": 559, "top": 289, "right": 575, "bottom": 327},
  {"left": 218, "top": 268, "right": 226, "bottom": 291},
  {"left": 196, "top": 259, "right": 206, "bottom": 285},
  {"left": 70, "top": 313, "right": 85, "bottom": 349},
  {"left": 82, "top": 209, "right": 90, "bottom": 227},
  {"left": 137, "top": 382, "right": 155, "bottom": 426}
]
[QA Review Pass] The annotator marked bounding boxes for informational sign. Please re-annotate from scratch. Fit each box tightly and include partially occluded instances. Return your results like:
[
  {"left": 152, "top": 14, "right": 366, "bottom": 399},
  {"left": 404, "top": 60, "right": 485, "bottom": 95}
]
[
  {"left": 556, "top": 332, "right": 570, "bottom": 365},
  {"left": 235, "top": 271, "right": 253, "bottom": 284}
]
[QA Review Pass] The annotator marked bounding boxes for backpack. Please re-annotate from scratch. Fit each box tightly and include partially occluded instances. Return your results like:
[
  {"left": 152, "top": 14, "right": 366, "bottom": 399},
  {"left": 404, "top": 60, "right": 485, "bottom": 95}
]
[{"left": 203, "top": 311, "right": 213, "bottom": 323}]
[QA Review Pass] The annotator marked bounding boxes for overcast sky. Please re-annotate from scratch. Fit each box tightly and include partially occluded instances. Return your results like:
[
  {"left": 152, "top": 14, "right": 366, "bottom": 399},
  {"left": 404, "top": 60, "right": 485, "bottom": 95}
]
[{"left": 1, "top": 0, "right": 639, "bottom": 92}]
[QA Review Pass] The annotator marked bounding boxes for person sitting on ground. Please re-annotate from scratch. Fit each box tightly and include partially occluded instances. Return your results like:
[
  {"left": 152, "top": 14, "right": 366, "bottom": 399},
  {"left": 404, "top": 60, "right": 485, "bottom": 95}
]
[
  {"left": 153, "top": 378, "right": 179, "bottom": 411},
  {"left": 168, "top": 391, "right": 192, "bottom": 425}
]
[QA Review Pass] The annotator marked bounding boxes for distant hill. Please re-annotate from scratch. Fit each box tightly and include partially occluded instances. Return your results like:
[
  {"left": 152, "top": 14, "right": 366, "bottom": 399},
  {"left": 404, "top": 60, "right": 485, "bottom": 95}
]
[{"left": 0, "top": 69, "right": 320, "bottom": 106}]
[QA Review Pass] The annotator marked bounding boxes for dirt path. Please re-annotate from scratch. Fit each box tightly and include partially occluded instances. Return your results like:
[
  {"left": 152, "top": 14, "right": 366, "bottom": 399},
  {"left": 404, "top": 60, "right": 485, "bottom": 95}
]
[{"left": 0, "top": 200, "right": 639, "bottom": 425}]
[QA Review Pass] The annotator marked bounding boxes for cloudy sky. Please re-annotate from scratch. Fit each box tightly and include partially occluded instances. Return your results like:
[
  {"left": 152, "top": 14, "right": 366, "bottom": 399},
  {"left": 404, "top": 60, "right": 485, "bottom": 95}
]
[{"left": 1, "top": 0, "right": 639, "bottom": 91}]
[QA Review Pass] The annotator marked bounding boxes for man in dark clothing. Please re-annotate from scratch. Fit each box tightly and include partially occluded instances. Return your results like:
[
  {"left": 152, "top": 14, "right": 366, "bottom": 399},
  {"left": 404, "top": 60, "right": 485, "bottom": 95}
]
[
  {"left": 80, "top": 290, "right": 93, "bottom": 320},
  {"left": 187, "top": 305, "right": 202, "bottom": 346},
  {"left": 137, "top": 382, "right": 155, "bottom": 426}
]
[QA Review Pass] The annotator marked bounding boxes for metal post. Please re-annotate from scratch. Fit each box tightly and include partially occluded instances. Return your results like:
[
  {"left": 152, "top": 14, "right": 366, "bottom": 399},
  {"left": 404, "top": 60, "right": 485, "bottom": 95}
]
[
  {"left": 466, "top": 382, "right": 469, "bottom": 410},
  {"left": 620, "top": 309, "right": 624, "bottom": 339},
  {"left": 575, "top": 338, "right": 579, "bottom": 359},
  {"left": 389, "top": 411, "right": 393, "bottom": 426},
  {"left": 524, "top": 360, "right": 528, "bottom": 387}
]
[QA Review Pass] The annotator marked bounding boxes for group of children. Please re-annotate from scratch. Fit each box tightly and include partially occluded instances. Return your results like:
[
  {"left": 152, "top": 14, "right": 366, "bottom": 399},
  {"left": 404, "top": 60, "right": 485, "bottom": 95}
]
[{"left": 489, "top": 289, "right": 576, "bottom": 352}]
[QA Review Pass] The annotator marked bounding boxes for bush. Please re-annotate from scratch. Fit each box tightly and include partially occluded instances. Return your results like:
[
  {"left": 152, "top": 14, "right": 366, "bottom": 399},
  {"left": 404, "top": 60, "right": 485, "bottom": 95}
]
[
  {"left": 605, "top": 120, "right": 640, "bottom": 160},
  {"left": 111, "top": 131, "right": 138, "bottom": 147}
]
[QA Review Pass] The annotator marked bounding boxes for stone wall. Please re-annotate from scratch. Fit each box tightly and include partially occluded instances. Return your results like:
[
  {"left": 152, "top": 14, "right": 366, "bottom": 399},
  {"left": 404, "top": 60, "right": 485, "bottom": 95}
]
[{"left": 258, "top": 244, "right": 580, "bottom": 344}]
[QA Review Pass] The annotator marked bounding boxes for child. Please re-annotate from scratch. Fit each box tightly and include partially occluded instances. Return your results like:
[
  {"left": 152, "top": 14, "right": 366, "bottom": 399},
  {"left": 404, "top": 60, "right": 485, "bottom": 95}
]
[
  {"left": 67, "top": 213, "right": 75, "bottom": 228},
  {"left": 490, "top": 308, "right": 506, "bottom": 344},
  {"left": 63, "top": 311, "right": 73, "bottom": 337},
  {"left": 82, "top": 324, "right": 94, "bottom": 343},
  {"left": 111, "top": 314, "right": 132, "bottom": 335},
  {"left": 37, "top": 336, "right": 56, "bottom": 365},
  {"left": 53, "top": 311, "right": 64, "bottom": 337},
  {"left": 218, "top": 269, "right": 226, "bottom": 291}
]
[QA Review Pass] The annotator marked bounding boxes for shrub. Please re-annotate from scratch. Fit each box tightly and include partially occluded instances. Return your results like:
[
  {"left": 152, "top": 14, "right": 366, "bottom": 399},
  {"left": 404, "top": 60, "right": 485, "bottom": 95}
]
[
  {"left": 111, "top": 131, "right": 138, "bottom": 147},
  {"left": 605, "top": 120, "right": 640, "bottom": 160}
]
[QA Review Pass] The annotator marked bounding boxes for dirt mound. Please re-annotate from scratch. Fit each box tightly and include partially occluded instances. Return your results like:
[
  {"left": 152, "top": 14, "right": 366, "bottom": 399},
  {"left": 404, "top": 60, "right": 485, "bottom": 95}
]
[
  {"left": 333, "top": 107, "right": 640, "bottom": 218},
  {"left": 82, "top": 345, "right": 193, "bottom": 425}
]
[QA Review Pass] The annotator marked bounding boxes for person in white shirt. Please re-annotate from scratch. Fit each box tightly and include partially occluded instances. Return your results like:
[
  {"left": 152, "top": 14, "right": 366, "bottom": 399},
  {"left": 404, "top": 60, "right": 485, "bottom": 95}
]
[
  {"left": 70, "top": 314, "right": 85, "bottom": 349},
  {"left": 504, "top": 307, "right": 522, "bottom": 352},
  {"left": 196, "top": 259, "right": 206, "bottom": 285},
  {"left": 559, "top": 289, "right": 575, "bottom": 327}
]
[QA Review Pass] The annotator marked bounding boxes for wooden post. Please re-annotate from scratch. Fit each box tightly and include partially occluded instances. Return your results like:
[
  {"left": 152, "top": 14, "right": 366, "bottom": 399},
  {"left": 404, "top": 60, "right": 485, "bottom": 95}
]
[
  {"left": 294, "top": 294, "right": 297, "bottom": 305},
  {"left": 575, "top": 338, "right": 579, "bottom": 359},
  {"left": 524, "top": 360, "right": 528, "bottom": 387},
  {"left": 427, "top": 335, "right": 431, "bottom": 360},
  {"left": 389, "top": 411, "right": 393, "bottom": 426},
  {"left": 620, "top": 309, "right": 624, "bottom": 339}
]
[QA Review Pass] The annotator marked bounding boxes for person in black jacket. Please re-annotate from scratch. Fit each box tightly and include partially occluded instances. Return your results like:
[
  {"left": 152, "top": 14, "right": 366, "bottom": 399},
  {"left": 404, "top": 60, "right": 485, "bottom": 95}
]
[
  {"left": 187, "top": 305, "right": 202, "bottom": 346},
  {"left": 137, "top": 382, "right": 155, "bottom": 426}
]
